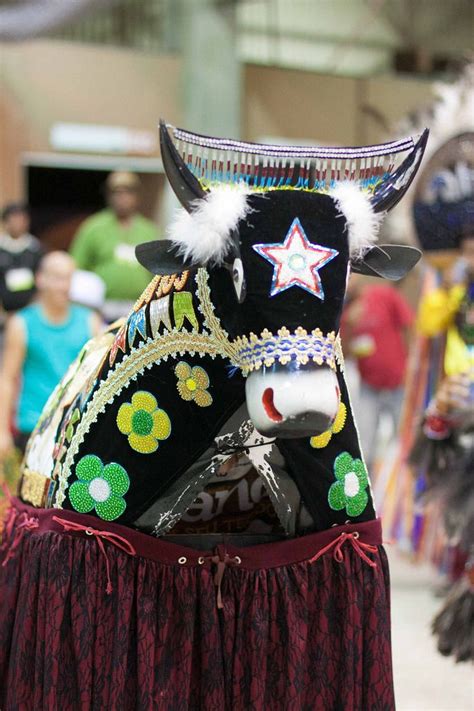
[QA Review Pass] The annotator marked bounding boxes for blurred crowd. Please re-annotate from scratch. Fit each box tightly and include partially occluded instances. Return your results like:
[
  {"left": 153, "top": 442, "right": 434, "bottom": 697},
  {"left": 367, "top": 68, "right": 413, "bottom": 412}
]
[{"left": 0, "top": 170, "right": 157, "bottom": 462}]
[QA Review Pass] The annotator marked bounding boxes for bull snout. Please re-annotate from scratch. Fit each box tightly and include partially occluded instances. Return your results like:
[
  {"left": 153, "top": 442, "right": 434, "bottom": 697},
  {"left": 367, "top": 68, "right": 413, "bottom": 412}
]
[{"left": 245, "top": 364, "right": 341, "bottom": 439}]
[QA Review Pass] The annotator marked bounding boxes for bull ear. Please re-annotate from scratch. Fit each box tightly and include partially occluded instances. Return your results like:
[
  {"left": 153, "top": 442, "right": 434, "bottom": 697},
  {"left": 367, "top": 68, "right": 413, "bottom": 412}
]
[
  {"left": 135, "top": 240, "right": 198, "bottom": 275},
  {"left": 351, "top": 244, "right": 422, "bottom": 280}
]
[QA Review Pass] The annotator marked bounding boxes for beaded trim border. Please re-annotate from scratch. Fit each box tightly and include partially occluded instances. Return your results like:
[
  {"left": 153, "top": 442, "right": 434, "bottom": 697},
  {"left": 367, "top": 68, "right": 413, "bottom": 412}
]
[
  {"left": 232, "top": 327, "right": 343, "bottom": 374},
  {"left": 170, "top": 123, "right": 421, "bottom": 193},
  {"left": 21, "top": 468, "right": 51, "bottom": 507},
  {"left": 172, "top": 125, "right": 415, "bottom": 159}
]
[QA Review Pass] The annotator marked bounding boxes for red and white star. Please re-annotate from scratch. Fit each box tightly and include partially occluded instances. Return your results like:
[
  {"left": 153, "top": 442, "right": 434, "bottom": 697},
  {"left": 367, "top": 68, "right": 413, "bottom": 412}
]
[{"left": 253, "top": 218, "right": 339, "bottom": 299}]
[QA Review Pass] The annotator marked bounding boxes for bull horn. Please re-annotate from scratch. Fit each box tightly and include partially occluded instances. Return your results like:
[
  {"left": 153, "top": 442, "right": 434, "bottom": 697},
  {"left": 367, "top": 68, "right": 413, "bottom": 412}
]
[
  {"left": 371, "top": 128, "right": 429, "bottom": 213},
  {"left": 159, "top": 119, "right": 207, "bottom": 211}
]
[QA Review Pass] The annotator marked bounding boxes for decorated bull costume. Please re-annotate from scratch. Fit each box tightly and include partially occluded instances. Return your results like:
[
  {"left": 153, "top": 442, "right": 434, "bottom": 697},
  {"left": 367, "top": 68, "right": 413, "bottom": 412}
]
[{"left": 0, "top": 123, "right": 427, "bottom": 710}]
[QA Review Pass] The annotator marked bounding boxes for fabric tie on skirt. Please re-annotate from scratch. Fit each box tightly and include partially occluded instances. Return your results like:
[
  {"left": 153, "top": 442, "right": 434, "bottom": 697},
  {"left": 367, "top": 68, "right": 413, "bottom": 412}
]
[
  {"left": 199, "top": 534, "right": 377, "bottom": 609},
  {"left": 309, "top": 530, "right": 379, "bottom": 570},
  {"left": 200, "top": 550, "right": 242, "bottom": 609},
  {"left": 1, "top": 487, "right": 39, "bottom": 568},
  {"left": 52, "top": 516, "right": 137, "bottom": 594}
]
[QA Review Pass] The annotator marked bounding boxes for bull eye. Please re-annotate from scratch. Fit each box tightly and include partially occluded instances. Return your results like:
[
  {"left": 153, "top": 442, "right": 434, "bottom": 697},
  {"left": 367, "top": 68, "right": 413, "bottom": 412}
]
[{"left": 232, "top": 257, "right": 246, "bottom": 303}]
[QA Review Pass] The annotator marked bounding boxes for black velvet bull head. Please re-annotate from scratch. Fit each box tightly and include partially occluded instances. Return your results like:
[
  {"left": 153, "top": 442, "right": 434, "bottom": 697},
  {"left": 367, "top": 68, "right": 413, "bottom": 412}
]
[{"left": 137, "top": 122, "right": 426, "bottom": 440}]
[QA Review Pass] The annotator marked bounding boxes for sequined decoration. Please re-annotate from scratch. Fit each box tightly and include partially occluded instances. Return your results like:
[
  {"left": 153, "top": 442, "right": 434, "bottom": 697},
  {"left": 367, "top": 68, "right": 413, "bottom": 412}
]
[
  {"left": 109, "top": 325, "right": 127, "bottom": 367},
  {"left": 150, "top": 296, "right": 172, "bottom": 335},
  {"left": 175, "top": 361, "right": 213, "bottom": 407},
  {"left": 54, "top": 269, "right": 236, "bottom": 508},
  {"left": 69, "top": 454, "right": 130, "bottom": 521},
  {"left": 310, "top": 402, "right": 347, "bottom": 449},
  {"left": 328, "top": 452, "right": 369, "bottom": 518},
  {"left": 65, "top": 408, "right": 81, "bottom": 443},
  {"left": 173, "top": 292, "right": 199, "bottom": 330},
  {"left": 127, "top": 307, "right": 147, "bottom": 349},
  {"left": 116, "top": 391, "right": 171, "bottom": 454},
  {"left": 157, "top": 275, "right": 175, "bottom": 297},
  {"left": 173, "top": 271, "right": 189, "bottom": 291},
  {"left": 253, "top": 217, "right": 338, "bottom": 299},
  {"left": 233, "top": 326, "right": 343, "bottom": 374}
]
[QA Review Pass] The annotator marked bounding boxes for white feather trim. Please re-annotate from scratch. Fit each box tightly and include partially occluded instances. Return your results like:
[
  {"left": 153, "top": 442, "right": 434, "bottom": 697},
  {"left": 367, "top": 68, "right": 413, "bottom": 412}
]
[
  {"left": 330, "top": 183, "right": 382, "bottom": 258},
  {"left": 167, "top": 184, "right": 251, "bottom": 265}
]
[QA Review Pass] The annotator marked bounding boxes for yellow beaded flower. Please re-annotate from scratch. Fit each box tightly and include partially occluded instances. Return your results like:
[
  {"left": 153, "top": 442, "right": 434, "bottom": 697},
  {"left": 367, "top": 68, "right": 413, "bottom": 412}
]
[
  {"left": 116, "top": 391, "right": 171, "bottom": 454},
  {"left": 175, "top": 361, "right": 213, "bottom": 407},
  {"left": 310, "top": 401, "right": 347, "bottom": 449}
]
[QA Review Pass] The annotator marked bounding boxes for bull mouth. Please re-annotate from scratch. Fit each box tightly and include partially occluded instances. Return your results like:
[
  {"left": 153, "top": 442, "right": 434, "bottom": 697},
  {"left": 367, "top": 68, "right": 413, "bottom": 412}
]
[
  {"left": 262, "top": 388, "right": 283, "bottom": 422},
  {"left": 256, "top": 411, "right": 334, "bottom": 439}
]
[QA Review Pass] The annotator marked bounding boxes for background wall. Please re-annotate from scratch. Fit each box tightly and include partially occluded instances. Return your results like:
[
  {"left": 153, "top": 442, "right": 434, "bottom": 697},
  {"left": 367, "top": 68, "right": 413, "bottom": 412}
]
[
  {"left": 0, "top": 39, "right": 434, "bottom": 246},
  {"left": 0, "top": 40, "right": 181, "bottom": 200},
  {"left": 244, "top": 64, "right": 433, "bottom": 146}
]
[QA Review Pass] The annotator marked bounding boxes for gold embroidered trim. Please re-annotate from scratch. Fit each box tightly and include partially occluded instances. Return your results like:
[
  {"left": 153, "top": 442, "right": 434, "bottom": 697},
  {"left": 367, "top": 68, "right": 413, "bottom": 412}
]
[
  {"left": 133, "top": 275, "right": 160, "bottom": 312},
  {"left": 158, "top": 270, "right": 189, "bottom": 297},
  {"left": 157, "top": 275, "right": 173, "bottom": 298},
  {"left": 133, "top": 271, "right": 190, "bottom": 312},
  {"left": 172, "top": 271, "right": 189, "bottom": 291},
  {"left": 195, "top": 268, "right": 233, "bottom": 351},
  {"left": 21, "top": 468, "right": 51, "bottom": 507}
]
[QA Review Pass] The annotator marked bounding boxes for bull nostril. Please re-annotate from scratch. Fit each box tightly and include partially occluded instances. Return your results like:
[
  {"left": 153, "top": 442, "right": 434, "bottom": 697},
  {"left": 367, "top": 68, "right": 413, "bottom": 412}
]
[{"left": 262, "top": 388, "right": 283, "bottom": 422}]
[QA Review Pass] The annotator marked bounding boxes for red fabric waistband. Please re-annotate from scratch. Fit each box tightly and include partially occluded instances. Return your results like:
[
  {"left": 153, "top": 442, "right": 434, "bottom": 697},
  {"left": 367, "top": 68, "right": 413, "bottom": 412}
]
[{"left": 5, "top": 498, "right": 383, "bottom": 572}]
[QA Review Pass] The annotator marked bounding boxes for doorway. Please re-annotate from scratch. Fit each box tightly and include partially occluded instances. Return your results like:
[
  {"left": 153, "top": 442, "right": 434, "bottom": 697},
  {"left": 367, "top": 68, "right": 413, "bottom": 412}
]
[{"left": 24, "top": 161, "right": 163, "bottom": 251}]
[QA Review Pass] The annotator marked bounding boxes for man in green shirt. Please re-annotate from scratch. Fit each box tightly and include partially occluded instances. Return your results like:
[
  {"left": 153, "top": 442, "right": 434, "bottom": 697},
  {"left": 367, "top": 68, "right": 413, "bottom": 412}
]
[{"left": 70, "top": 171, "right": 157, "bottom": 321}]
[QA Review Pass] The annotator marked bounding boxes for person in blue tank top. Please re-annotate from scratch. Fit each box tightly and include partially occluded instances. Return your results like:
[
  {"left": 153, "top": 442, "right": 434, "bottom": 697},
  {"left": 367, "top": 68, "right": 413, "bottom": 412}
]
[{"left": 0, "top": 252, "right": 102, "bottom": 456}]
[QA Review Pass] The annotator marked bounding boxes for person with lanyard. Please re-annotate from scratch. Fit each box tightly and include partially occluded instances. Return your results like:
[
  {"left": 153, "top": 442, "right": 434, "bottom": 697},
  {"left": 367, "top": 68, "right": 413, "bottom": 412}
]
[
  {"left": 70, "top": 170, "right": 158, "bottom": 322},
  {"left": 0, "top": 202, "right": 42, "bottom": 347}
]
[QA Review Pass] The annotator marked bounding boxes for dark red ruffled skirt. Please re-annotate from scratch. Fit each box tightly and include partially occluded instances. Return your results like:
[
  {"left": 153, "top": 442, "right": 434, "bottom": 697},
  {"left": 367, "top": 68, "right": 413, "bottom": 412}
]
[{"left": 0, "top": 500, "right": 394, "bottom": 710}]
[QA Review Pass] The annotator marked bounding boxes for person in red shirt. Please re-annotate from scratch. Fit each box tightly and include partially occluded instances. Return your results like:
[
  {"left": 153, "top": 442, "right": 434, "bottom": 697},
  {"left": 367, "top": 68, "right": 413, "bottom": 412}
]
[{"left": 342, "top": 274, "right": 414, "bottom": 469}]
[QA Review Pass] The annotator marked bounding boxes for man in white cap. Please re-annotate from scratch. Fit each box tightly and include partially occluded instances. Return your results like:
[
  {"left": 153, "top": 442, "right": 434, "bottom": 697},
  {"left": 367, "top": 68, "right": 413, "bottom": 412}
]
[{"left": 70, "top": 171, "right": 158, "bottom": 321}]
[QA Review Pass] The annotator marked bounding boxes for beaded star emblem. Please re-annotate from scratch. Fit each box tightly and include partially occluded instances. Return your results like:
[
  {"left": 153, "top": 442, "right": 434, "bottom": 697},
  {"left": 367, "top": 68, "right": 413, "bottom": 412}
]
[{"left": 253, "top": 217, "right": 338, "bottom": 299}]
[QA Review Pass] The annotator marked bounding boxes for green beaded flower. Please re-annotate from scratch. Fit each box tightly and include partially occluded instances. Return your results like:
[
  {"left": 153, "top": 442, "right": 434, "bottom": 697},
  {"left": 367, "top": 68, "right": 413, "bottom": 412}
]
[
  {"left": 328, "top": 452, "right": 369, "bottom": 517},
  {"left": 69, "top": 454, "right": 130, "bottom": 521}
]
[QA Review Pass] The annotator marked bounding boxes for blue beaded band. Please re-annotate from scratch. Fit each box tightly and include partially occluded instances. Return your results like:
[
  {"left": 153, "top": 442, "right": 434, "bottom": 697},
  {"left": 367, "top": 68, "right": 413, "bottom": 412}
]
[{"left": 232, "top": 327, "right": 343, "bottom": 375}]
